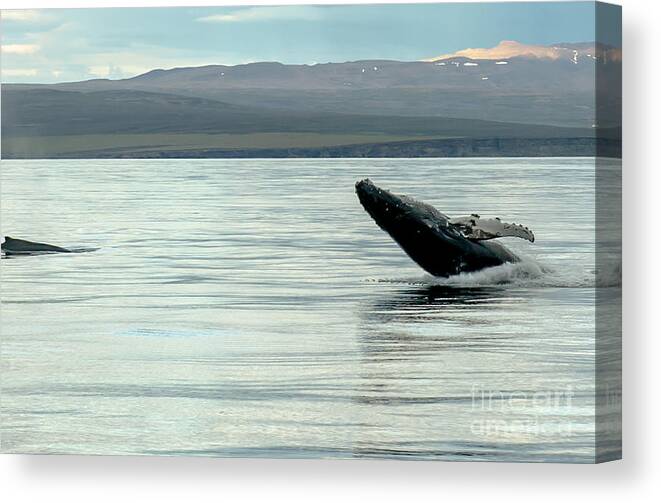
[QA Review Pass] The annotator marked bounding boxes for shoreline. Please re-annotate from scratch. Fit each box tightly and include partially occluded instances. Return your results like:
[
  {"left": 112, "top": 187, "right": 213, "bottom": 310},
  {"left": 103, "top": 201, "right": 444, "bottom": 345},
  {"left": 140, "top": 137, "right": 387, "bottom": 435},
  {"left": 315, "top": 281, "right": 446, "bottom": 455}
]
[{"left": 1, "top": 136, "right": 621, "bottom": 160}]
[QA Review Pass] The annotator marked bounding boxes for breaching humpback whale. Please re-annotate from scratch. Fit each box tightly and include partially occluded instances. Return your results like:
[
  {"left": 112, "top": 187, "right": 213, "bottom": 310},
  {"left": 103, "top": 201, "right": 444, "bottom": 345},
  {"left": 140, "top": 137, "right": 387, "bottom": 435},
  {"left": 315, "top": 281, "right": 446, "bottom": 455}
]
[
  {"left": 2, "top": 236, "right": 72, "bottom": 256},
  {"left": 355, "top": 179, "right": 534, "bottom": 277}
]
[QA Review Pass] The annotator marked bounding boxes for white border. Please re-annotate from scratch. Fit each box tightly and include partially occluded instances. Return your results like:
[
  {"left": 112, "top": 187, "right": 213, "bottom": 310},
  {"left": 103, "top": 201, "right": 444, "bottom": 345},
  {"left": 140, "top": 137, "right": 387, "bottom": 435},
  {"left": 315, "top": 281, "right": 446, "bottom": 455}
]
[{"left": 4, "top": 0, "right": 660, "bottom": 502}]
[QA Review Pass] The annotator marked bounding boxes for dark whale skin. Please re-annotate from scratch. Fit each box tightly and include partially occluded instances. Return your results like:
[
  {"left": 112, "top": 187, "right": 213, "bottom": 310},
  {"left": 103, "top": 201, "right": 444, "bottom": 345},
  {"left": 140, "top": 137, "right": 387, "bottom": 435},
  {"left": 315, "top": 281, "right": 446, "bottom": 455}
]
[
  {"left": 1, "top": 236, "right": 72, "bottom": 255},
  {"left": 355, "top": 179, "right": 518, "bottom": 277}
]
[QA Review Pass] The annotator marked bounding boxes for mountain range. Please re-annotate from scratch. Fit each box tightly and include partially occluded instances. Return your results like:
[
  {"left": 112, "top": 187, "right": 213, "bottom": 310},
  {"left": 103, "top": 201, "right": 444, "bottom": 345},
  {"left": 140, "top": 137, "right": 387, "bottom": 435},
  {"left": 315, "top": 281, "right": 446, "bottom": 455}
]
[{"left": 1, "top": 40, "right": 621, "bottom": 158}]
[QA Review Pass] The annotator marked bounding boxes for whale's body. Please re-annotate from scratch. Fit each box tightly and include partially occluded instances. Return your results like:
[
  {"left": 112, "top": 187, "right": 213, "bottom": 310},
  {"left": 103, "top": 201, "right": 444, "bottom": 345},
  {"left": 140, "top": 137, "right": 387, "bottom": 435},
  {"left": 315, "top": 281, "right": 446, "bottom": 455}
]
[
  {"left": 2, "top": 236, "right": 72, "bottom": 255},
  {"left": 355, "top": 179, "right": 523, "bottom": 277}
]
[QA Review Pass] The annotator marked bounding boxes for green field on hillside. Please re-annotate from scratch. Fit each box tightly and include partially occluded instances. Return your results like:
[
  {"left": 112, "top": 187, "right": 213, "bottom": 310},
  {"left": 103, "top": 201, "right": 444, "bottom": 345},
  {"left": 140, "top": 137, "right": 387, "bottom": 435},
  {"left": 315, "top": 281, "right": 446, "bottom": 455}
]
[{"left": 2, "top": 132, "right": 447, "bottom": 158}]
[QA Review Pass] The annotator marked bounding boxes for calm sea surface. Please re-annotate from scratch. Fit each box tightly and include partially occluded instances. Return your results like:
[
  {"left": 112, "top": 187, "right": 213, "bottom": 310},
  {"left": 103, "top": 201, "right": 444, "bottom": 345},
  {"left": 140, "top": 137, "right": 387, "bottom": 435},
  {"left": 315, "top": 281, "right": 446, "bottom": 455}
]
[{"left": 1, "top": 158, "right": 616, "bottom": 462}]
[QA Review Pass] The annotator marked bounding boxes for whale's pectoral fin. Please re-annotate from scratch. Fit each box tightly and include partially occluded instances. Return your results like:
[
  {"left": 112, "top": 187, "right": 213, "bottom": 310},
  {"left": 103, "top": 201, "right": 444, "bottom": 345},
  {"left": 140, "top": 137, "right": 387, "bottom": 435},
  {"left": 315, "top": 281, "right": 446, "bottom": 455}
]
[{"left": 449, "top": 215, "right": 535, "bottom": 243}]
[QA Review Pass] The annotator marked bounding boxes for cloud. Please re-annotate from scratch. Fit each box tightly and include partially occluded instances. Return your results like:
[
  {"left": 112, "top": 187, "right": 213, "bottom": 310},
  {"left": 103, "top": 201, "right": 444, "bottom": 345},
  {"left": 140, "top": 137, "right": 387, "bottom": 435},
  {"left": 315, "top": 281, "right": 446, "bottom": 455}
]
[
  {"left": 2, "top": 44, "right": 41, "bottom": 55},
  {"left": 87, "top": 63, "right": 154, "bottom": 79},
  {"left": 197, "top": 6, "right": 322, "bottom": 23},
  {"left": 425, "top": 41, "right": 562, "bottom": 62},
  {"left": 2, "top": 68, "right": 38, "bottom": 77},
  {"left": 2, "top": 10, "right": 48, "bottom": 22},
  {"left": 424, "top": 40, "right": 621, "bottom": 64},
  {"left": 87, "top": 65, "right": 112, "bottom": 78}
]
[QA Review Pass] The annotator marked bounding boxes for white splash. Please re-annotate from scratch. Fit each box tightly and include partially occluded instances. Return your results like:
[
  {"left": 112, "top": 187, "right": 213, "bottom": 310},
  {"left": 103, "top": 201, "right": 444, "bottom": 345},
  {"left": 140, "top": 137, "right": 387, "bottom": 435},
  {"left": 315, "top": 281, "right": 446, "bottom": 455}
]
[
  {"left": 464, "top": 62, "right": 479, "bottom": 67},
  {"left": 432, "top": 260, "right": 592, "bottom": 288},
  {"left": 495, "top": 61, "right": 508, "bottom": 65},
  {"left": 378, "top": 257, "right": 620, "bottom": 289},
  {"left": 429, "top": 260, "right": 549, "bottom": 287}
]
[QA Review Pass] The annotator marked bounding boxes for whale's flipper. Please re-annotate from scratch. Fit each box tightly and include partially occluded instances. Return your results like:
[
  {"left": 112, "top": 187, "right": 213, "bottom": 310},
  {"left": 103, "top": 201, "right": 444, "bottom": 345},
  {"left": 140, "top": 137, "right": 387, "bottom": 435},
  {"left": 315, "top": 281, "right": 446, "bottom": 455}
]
[{"left": 449, "top": 215, "right": 535, "bottom": 243}]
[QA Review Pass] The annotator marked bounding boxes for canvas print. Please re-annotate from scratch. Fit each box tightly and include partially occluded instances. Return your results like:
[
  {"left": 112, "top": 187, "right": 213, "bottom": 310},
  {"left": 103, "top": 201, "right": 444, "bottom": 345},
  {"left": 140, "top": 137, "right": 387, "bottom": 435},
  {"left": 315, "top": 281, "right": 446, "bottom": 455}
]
[{"left": 1, "top": 2, "right": 621, "bottom": 463}]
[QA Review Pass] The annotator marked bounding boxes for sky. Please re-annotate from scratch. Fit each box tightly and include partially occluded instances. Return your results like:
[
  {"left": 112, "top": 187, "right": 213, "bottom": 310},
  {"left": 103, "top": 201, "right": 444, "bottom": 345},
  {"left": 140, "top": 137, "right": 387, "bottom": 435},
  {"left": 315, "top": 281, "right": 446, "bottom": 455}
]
[{"left": 1, "top": 2, "right": 613, "bottom": 83}]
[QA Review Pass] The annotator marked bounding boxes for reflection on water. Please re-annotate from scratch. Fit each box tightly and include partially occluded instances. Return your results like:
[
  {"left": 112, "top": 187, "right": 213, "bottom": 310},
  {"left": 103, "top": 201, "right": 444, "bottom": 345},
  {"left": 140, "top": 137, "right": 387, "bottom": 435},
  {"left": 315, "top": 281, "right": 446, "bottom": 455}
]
[
  {"left": 0, "top": 158, "right": 617, "bottom": 462},
  {"left": 365, "top": 284, "right": 514, "bottom": 322},
  {"left": 359, "top": 285, "right": 518, "bottom": 360}
]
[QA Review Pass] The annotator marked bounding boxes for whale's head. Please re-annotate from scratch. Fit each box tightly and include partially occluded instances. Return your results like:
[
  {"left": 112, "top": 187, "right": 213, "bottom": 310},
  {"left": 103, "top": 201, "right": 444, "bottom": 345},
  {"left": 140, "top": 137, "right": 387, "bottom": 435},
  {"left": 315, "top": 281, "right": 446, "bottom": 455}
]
[{"left": 355, "top": 179, "right": 453, "bottom": 234}]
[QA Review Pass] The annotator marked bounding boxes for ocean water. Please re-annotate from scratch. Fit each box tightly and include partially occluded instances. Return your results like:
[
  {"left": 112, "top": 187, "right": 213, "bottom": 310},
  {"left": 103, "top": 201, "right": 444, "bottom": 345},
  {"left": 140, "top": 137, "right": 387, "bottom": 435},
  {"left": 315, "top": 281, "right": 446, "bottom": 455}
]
[{"left": 0, "top": 158, "right": 619, "bottom": 462}]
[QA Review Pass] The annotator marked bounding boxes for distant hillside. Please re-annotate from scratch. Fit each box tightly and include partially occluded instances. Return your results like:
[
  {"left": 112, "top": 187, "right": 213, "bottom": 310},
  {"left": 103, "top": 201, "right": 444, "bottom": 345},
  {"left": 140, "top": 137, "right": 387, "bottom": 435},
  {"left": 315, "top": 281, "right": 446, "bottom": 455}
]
[
  {"left": 1, "top": 41, "right": 621, "bottom": 158},
  {"left": 2, "top": 86, "right": 614, "bottom": 159},
  {"left": 2, "top": 88, "right": 596, "bottom": 138}
]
